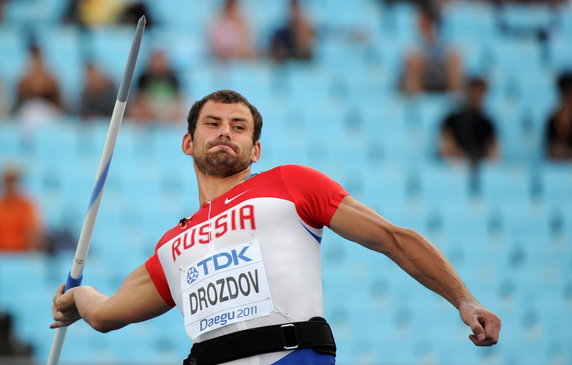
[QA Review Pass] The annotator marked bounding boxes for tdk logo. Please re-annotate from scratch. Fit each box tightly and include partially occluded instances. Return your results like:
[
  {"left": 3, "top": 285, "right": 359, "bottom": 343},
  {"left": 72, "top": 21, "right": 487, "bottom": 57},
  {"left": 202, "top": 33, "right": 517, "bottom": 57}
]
[
  {"left": 187, "top": 246, "right": 252, "bottom": 284},
  {"left": 187, "top": 267, "right": 199, "bottom": 284}
]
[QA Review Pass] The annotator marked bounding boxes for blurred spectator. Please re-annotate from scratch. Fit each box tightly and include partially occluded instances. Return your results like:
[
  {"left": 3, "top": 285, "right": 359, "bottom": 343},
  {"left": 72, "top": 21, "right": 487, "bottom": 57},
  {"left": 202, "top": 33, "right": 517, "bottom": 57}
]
[
  {"left": 0, "top": 78, "right": 7, "bottom": 118},
  {"left": 0, "top": 0, "right": 6, "bottom": 22},
  {"left": 0, "top": 166, "right": 45, "bottom": 252},
  {"left": 14, "top": 45, "right": 63, "bottom": 128},
  {"left": 269, "top": 0, "right": 316, "bottom": 63},
  {"left": 438, "top": 77, "right": 498, "bottom": 164},
  {"left": 117, "top": 1, "right": 155, "bottom": 27},
  {"left": 208, "top": 0, "right": 253, "bottom": 61},
  {"left": 399, "top": 7, "right": 463, "bottom": 95},
  {"left": 64, "top": 0, "right": 153, "bottom": 28},
  {"left": 127, "top": 49, "right": 183, "bottom": 124},
  {"left": 79, "top": 62, "right": 116, "bottom": 120},
  {"left": 544, "top": 71, "right": 572, "bottom": 160},
  {"left": 0, "top": 311, "right": 34, "bottom": 360},
  {"left": 63, "top": 0, "right": 125, "bottom": 28}
]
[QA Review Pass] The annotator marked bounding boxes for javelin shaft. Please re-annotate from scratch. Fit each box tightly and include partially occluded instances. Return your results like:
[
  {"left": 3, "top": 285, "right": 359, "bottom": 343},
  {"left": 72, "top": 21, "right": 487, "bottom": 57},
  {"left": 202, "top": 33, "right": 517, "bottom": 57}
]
[{"left": 47, "top": 16, "right": 146, "bottom": 365}]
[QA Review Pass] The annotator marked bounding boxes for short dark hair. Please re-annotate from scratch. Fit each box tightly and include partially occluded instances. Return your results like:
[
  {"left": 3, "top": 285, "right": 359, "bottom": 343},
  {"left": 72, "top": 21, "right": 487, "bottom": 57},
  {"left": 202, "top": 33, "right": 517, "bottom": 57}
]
[
  {"left": 186, "top": 90, "right": 263, "bottom": 143},
  {"left": 466, "top": 77, "right": 487, "bottom": 91},
  {"left": 557, "top": 71, "right": 572, "bottom": 97}
]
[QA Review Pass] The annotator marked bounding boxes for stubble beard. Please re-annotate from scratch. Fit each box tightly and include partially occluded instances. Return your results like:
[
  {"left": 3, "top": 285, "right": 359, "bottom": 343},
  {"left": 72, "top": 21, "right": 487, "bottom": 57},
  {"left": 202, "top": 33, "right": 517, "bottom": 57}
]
[{"left": 194, "top": 150, "right": 251, "bottom": 178}]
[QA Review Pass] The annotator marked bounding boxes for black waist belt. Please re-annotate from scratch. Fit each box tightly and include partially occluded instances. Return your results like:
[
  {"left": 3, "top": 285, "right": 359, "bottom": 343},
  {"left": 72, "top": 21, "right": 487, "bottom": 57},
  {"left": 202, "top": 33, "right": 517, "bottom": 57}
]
[{"left": 183, "top": 317, "right": 336, "bottom": 365}]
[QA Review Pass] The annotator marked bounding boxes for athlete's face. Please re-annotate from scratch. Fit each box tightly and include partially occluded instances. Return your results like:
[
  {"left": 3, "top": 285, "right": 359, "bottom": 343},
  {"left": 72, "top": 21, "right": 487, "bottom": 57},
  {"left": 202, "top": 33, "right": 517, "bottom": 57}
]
[{"left": 183, "top": 101, "right": 261, "bottom": 177}]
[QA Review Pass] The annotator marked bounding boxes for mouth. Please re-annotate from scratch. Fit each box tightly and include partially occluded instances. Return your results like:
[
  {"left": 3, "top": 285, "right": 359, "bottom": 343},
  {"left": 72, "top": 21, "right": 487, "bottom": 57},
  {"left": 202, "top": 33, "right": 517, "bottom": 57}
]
[{"left": 208, "top": 142, "right": 238, "bottom": 154}]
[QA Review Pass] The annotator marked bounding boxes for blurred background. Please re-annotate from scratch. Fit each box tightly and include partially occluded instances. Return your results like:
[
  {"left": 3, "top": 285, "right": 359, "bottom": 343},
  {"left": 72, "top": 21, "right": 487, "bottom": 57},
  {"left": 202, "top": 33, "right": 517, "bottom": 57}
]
[{"left": 0, "top": 0, "right": 571, "bottom": 364}]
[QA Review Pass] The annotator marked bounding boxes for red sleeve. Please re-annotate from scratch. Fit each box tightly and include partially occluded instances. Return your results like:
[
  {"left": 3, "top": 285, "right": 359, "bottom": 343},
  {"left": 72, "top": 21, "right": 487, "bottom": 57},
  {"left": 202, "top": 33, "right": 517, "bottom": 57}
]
[
  {"left": 145, "top": 252, "right": 176, "bottom": 308},
  {"left": 280, "top": 165, "right": 349, "bottom": 228}
]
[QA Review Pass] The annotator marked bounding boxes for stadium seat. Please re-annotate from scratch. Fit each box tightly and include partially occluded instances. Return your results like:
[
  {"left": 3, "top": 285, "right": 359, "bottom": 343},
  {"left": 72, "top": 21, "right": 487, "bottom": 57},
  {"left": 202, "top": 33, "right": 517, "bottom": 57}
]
[
  {"left": 0, "top": 121, "right": 27, "bottom": 159},
  {"left": 0, "top": 25, "right": 28, "bottom": 107},
  {"left": 500, "top": 3, "right": 554, "bottom": 30},
  {"left": 539, "top": 162, "right": 572, "bottom": 210},
  {"left": 89, "top": 25, "right": 152, "bottom": 84},
  {"left": 475, "top": 162, "right": 532, "bottom": 208},
  {"left": 1, "top": 2, "right": 571, "bottom": 364},
  {"left": 4, "top": 0, "right": 67, "bottom": 25}
]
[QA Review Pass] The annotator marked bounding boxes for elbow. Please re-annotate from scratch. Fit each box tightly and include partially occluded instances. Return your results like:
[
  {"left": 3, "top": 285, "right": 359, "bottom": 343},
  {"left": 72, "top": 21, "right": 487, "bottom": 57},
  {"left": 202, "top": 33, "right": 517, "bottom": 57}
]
[
  {"left": 92, "top": 323, "right": 112, "bottom": 333},
  {"left": 88, "top": 310, "right": 124, "bottom": 333},
  {"left": 91, "top": 319, "right": 123, "bottom": 333},
  {"left": 92, "top": 322, "right": 113, "bottom": 333}
]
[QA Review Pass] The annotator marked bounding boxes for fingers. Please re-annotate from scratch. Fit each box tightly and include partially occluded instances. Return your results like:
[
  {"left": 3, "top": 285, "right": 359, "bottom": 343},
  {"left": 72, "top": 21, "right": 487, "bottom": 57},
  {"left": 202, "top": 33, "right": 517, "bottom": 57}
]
[
  {"left": 50, "top": 319, "right": 75, "bottom": 329},
  {"left": 51, "top": 283, "right": 80, "bottom": 329},
  {"left": 470, "top": 322, "right": 486, "bottom": 342},
  {"left": 469, "top": 333, "right": 498, "bottom": 346},
  {"left": 459, "top": 302, "right": 501, "bottom": 347},
  {"left": 52, "top": 283, "right": 65, "bottom": 304},
  {"left": 469, "top": 313, "right": 501, "bottom": 346},
  {"left": 50, "top": 307, "right": 80, "bottom": 329},
  {"left": 50, "top": 307, "right": 72, "bottom": 329}
]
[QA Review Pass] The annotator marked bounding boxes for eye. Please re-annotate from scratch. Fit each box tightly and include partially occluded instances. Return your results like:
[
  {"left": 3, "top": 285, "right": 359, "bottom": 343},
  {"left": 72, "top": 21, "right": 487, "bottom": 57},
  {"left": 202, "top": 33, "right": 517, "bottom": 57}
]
[{"left": 233, "top": 125, "right": 245, "bottom": 131}]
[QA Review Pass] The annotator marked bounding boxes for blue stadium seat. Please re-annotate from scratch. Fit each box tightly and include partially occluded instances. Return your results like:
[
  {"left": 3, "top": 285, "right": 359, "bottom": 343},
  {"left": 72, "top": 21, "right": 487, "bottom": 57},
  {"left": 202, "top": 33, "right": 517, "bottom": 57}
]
[
  {"left": 0, "top": 121, "right": 27, "bottom": 159},
  {"left": 4, "top": 0, "right": 67, "bottom": 25},
  {"left": 146, "top": 27, "right": 209, "bottom": 72},
  {"left": 377, "top": 1, "right": 417, "bottom": 45},
  {"left": 147, "top": 0, "right": 217, "bottom": 37},
  {"left": 490, "top": 36, "right": 543, "bottom": 76},
  {"left": 500, "top": 3, "right": 553, "bottom": 30},
  {"left": 444, "top": 2, "right": 497, "bottom": 75},
  {"left": 417, "top": 161, "right": 472, "bottom": 210},
  {"left": 489, "top": 101, "right": 535, "bottom": 162},
  {"left": 476, "top": 162, "right": 532, "bottom": 208},
  {"left": 0, "top": 2, "right": 570, "bottom": 365},
  {"left": 539, "top": 162, "right": 572, "bottom": 210},
  {"left": 27, "top": 122, "right": 81, "bottom": 165},
  {"left": 89, "top": 25, "right": 152, "bottom": 84},
  {"left": 0, "top": 25, "right": 27, "bottom": 107},
  {"left": 443, "top": 1, "right": 497, "bottom": 42}
]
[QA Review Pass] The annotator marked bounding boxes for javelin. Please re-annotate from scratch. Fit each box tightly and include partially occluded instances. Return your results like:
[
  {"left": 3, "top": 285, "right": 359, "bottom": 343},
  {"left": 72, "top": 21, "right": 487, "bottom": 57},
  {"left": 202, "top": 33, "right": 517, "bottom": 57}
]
[{"left": 47, "top": 16, "right": 146, "bottom": 365}]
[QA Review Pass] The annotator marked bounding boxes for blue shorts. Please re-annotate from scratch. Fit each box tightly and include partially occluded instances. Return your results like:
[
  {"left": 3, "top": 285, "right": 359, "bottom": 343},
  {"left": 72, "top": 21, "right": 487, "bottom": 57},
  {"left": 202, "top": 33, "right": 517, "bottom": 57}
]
[{"left": 272, "top": 349, "right": 335, "bottom": 365}]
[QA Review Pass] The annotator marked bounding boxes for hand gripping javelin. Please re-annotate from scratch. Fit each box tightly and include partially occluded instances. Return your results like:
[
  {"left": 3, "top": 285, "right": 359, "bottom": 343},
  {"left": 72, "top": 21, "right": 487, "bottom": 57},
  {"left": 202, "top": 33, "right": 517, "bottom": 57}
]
[{"left": 47, "top": 16, "right": 146, "bottom": 365}]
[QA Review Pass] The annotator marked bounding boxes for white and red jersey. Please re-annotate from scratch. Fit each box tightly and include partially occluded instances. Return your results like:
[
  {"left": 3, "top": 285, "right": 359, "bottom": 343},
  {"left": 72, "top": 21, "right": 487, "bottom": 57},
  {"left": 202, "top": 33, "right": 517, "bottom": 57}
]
[{"left": 145, "top": 164, "right": 348, "bottom": 363}]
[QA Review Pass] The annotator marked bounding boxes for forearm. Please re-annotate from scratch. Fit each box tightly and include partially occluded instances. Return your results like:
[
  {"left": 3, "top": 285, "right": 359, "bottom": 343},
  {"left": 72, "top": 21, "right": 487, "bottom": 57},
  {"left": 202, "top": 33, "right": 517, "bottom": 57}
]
[{"left": 385, "top": 228, "right": 476, "bottom": 309}]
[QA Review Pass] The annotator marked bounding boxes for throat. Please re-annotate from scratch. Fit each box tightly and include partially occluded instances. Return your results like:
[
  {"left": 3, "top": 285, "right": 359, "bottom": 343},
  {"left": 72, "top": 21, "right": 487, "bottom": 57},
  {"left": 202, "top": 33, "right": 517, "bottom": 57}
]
[{"left": 197, "top": 168, "right": 254, "bottom": 204}]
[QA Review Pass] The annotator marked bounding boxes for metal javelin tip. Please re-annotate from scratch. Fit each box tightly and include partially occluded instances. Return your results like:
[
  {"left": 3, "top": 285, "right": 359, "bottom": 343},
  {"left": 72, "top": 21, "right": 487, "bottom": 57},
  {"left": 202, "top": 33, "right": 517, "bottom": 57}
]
[{"left": 117, "top": 17, "right": 146, "bottom": 102}]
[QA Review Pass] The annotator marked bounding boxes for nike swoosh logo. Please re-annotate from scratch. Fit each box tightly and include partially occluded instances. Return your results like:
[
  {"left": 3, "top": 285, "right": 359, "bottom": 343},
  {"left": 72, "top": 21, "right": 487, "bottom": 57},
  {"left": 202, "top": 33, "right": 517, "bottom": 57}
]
[{"left": 224, "top": 190, "right": 249, "bottom": 204}]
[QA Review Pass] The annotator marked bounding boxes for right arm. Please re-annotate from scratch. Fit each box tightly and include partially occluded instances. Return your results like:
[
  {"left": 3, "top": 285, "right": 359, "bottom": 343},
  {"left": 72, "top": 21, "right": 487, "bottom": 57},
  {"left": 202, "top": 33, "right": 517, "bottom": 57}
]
[
  {"left": 329, "top": 196, "right": 501, "bottom": 346},
  {"left": 51, "top": 264, "right": 172, "bottom": 333}
]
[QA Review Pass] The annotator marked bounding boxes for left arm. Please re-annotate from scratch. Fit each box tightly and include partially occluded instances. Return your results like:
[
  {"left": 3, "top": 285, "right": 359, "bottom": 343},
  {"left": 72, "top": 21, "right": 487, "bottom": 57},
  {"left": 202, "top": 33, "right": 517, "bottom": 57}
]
[
  {"left": 329, "top": 195, "right": 501, "bottom": 346},
  {"left": 51, "top": 264, "right": 172, "bottom": 332}
]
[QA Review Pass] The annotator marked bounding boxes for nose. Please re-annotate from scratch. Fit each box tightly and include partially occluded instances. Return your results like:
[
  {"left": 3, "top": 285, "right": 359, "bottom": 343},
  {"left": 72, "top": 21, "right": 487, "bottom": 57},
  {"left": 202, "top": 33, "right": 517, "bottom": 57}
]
[{"left": 218, "top": 121, "right": 232, "bottom": 138}]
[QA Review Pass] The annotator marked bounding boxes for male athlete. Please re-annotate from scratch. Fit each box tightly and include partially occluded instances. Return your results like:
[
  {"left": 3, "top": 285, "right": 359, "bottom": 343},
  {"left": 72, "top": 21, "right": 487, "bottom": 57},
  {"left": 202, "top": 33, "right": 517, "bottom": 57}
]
[{"left": 52, "top": 90, "right": 501, "bottom": 364}]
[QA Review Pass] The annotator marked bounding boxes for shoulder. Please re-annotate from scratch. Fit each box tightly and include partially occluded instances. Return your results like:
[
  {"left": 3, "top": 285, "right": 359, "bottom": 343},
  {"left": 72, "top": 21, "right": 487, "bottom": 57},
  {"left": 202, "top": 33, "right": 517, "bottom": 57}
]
[
  {"left": 269, "top": 164, "right": 345, "bottom": 197},
  {"left": 477, "top": 111, "right": 496, "bottom": 129},
  {"left": 259, "top": 164, "right": 338, "bottom": 185},
  {"left": 271, "top": 164, "right": 329, "bottom": 177},
  {"left": 442, "top": 111, "right": 459, "bottom": 125},
  {"left": 251, "top": 164, "right": 344, "bottom": 197},
  {"left": 153, "top": 223, "right": 187, "bottom": 252}
]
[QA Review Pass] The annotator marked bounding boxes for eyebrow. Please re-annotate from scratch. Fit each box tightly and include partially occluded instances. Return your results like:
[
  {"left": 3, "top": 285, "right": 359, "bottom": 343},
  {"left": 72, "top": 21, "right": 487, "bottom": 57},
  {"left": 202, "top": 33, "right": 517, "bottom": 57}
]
[{"left": 204, "top": 115, "right": 248, "bottom": 123}]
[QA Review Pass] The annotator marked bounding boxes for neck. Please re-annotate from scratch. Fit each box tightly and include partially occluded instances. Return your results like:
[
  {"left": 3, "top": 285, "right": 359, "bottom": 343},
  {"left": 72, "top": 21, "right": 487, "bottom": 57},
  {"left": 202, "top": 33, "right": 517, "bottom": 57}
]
[{"left": 195, "top": 165, "right": 253, "bottom": 205}]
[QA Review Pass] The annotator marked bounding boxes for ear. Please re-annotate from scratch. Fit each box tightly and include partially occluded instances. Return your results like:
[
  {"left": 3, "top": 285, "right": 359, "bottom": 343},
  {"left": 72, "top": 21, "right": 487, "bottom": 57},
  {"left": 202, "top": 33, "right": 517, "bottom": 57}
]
[
  {"left": 250, "top": 141, "right": 261, "bottom": 163},
  {"left": 182, "top": 133, "right": 193, "bottom": 156}
]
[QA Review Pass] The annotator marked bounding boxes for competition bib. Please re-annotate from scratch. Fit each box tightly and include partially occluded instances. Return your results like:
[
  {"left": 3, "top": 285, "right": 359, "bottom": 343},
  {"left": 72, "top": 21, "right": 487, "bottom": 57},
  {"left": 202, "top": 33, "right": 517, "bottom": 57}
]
[{"left": 181, "top": 241, "right": 274, "bottom": 338}]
